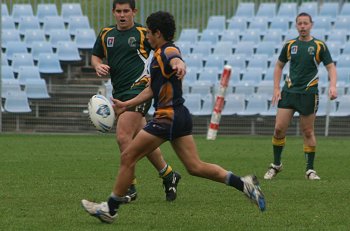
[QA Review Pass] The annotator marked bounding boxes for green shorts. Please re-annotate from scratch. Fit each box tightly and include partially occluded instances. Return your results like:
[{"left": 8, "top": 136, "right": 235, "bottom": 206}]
[
  {"left": 278, "top": 91, "right": 319, "bottom": 116},
  {"left": 116, "top": 94, "right": 152, "bottom": 117}
]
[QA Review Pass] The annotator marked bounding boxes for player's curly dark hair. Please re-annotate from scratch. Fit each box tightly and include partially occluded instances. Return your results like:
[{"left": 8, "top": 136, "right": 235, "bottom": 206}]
[
  {"left": 112, "top": 0, "right": 135, "bottom": 10},
  {"left": 146, "top": 11, "right": 176, "bottom": 41}
]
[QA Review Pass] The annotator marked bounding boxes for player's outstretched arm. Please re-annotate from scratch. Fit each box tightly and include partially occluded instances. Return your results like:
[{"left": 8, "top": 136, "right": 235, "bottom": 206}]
[
  {"left": 170, "top": 57, "right": 186, "bottom": 80},
  {"left": 326, "top": 62, "right": 337, "bottom": 100}
]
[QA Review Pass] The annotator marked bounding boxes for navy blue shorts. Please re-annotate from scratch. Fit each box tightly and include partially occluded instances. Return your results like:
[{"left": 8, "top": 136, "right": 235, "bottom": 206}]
[{"left": 143, "top": 105, "right": 192, "bottom": 141}]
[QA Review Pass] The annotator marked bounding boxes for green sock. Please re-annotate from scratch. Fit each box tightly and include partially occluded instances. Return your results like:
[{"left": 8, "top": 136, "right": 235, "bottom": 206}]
[
  {"left": 273, "top": 145, "right": 283, "bottom": 166},
  {"left": 305, "top": 152, "right": 315, "bottom": 170}
]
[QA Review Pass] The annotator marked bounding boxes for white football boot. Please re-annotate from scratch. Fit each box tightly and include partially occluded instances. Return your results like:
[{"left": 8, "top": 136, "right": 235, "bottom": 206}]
[
  {"left": 241, "top": 175, "right": 266, "bottom": 212},
  {"left": 305, "top": 169, "right": 321, "bottom": 180},
  {"left": 264, "top": 163, "right": 283, "bottom": 180},
  {"left": 81, "top": 200, "right": 117, "bottom": 224}
]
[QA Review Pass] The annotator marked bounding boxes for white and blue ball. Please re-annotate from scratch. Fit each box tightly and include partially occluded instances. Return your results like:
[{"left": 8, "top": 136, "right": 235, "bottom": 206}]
[{"left": 88, "top": 95, "right": 115, "bottom": 133}]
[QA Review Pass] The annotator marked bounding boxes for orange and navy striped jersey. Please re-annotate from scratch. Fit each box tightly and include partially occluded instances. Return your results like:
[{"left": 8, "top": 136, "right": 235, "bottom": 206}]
[
  {"left": 150, "top": 42, "right": 184, "bottom": 121},
  {"left": 279, "top": 37, "right": 333, "bottom": 94},
  {"left": 92, "top": 23, "right": 152, "bottom": 99}
]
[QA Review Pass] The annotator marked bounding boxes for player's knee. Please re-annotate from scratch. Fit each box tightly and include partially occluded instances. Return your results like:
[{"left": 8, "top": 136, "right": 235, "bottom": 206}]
[
  {"left": 120, "top": 151, "right": 136, "bottom": 167},
  {"left": 116, "top": 133, "right": 132, "bottom": 148},
  {"left": 303, "top": 128, "right": 314, "bottom": 138}
]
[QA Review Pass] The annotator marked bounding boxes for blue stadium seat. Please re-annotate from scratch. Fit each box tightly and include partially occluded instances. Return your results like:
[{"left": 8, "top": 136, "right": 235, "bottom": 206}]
[
  {"left": 269, "top": 17, "right": 290, "bottom": 31},
  {"left": 37, "top": 4, "right": 59, "bottom": 23},
  {"left": 235, "top": 2, "right": 255, "bottom": 18},
  {"left": 1, "top": 65, "right": 15, "bottom": 80},
  {"left": 25, "top": 79, "right": 50, "bottom": 99},
  {"left": 319, "top": 2, "right": 339, "bottom": 19},
  {"left": 2, "top": 3, "right": 9, "bottom": 16},
  {"left": 342, "top": 42, "right": 350, "bottom": 55},
  {"left": 333, "top": 16, "right": 350, "bottom": 30},
  {"left": 284, "top": 29, "right": 298, "bottom": 41},
  {"left": 234, "top": 41, "right": 255, "bottom": 56},
  {"left": 48, "top": 29, "right": 72, "bottom": 48},
  {"left": 183, "top": 93, "right": 201, "bottom": 115},
  {"left": 61, "top": 3, "right": 83, "bottom": 22},
  {"left": 67, "top": 16, "right": 91, "bottom": 36},
  {"left": 11, "top": 4, "right": 34, "bottom": 23},
  {"left": 199, "top": 29, "right": 220, "bottom": 44},
  {"left": 256, "top": 3, "right": 276, "bottom": 18},
  {"left": 17, "top": 66, "right": 42, "bottom": 85},
  {"left": 198, "top": 67, "right": 220, "bottom": 84},
  {"left": 204, "top": 54, "right": 225, "bottom": 69},
  {"left": 340, "top": 3, "right": 350, "bottom": 16},
  {"left": 227, "top": 17, "right": 248, "bottom": 31},
  {"left": 248, "top": 17, "right": 269, "bottom": 31},
  {"left": 298, "top": 2, "right": 318, "bottom": 17},
  {"left": 335, "top": 67, "right": 350, "bottom": 84},
  {"left": 17, "top": 16, "right": 41, "bottom": 35},
  {"left": 1, "top": 29, "right": 21, "bottom": 49},
  {"left": 277, "top": 3, "right": 297, "bottom": 19},
  {"left": 31, "top": 41, "right": 54, "bottom": 61},
  {"left": 313, "top": 16, "right": 333, "bottom": 30},
  {"left": 263, "top": 67, "right": 275, "bottom": 81},
  {"left": 175, "top": 41, "right": 192, "bottom": 56},
  {"left": 233, "top": 81, "right": 255, "bottom": 96},
  {"left": 190, "top": 81, "right": 213, "bottom": 97},
  {"left": 256, "top": 80, "right": 274, "bottom": 96},
  {"left": 327, "top": 30, "right": 348, "bottom": 43},
  {"left": 263, "top": 29, "right": 284, "bottom": 43},
  {"left": 330, "top": 95, "right": 350, "bottom": 117},
  {"left": 42, "top": 16, "right": 66, "bottom": 35},
  {"left": 312, "top": 29, "right": 327, "bottom": 41},
  {"left": 24, "top": 29, "right": 47, "bottom": 49},
  {"left": 255, "top": 41, "right": 276, "bottom": 57},
  {"left": 1, "top": 15, "right": 16, "bottom": 30},
  {"left": 226, "top": 54, "right": 247, "bottom": 70},
  {"left": 237, "top": 94, "right": 268, "bottom": 116},
  {"left": 316, "top": 94, "right": 336, "bottom": 116},
  {"left": 197, "top": 93, "right": 214, "bottom": 116},
  {"left": 240, "top": 30, "right": 262, "bottom": 43},
  {"left": 241, "top": 67, "right": 264, "bottom": 84},
  {"left": 74, "top": 29, "right": 96, "bottom": 49},
  {"left": 37, "top": 53, "right": 63, "bottom": 74},
  {"left": 1, "top": 53, "right": 9, "bottom": 66},
  {"left": 184, "top": 54, "right": 203, "bottom": 69},
  {"left": 247, "top": 55, "right": 269, "bottom": 69},
  {"left": 212, "top": 41, "right": 234, "bottom": 56},
  {"left": 221, "top": 93, "right": 245, "bottom": 116},
  {"left": 11, "top": 53, "right": 35, "bottom": 73},
  {"left": 178, "top": 28, "right": 199, "bottom": 43},
  {"left": 191, "top": 41, "right": 212, "bottom": 56},
  {"left": 206, "top": 15, "right": 226, "bottom": 32},
  {"left": 1, "top": 79, "right": 21, "bottom": 98},
  {"left": 220, "top": 30, "right": 240, "bottom": 45},
  {"left": 4, "top": 90, "right": 32, "bottom": 113},
  {"left": 184, "top": 67, "right": 199, "bottom": 84},
  {"left": 5, "top": 41, "right": 28, "bottom": 61},
  {"left": 56, "top": 41, "right": 81, "bottom": 61}
]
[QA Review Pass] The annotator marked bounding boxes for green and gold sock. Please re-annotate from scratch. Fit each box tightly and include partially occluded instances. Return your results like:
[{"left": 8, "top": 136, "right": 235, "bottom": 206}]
[
  {"left": 272, "top": 136, "right": 286, "bottom": 166},
  {"left": 304, "top": 145, "right": 316, "bottom": 170}
]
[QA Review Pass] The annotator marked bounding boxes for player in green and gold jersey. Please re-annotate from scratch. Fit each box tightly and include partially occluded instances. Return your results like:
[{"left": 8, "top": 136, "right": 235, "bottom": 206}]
[
  {"left": 264, "top": 12, "right": 338, "bottom": 180},
  {"left": 90, "top": 0, "right": 181, "bottom": 201}
]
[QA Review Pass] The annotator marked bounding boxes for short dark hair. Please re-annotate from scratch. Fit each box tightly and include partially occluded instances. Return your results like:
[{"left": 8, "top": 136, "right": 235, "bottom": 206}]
[
  {"left": 146, "top": 11, "right": 176, "bottom": 41},
  {"left": 296, "top": 12, "right": 313, "bottom": 23},
  {"left": 112, "top": 0, "right": 135, "bottom": 10}
]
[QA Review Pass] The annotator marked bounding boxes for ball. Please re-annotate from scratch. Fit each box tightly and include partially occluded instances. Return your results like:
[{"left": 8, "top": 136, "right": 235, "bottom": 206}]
[{"left": 88, "top": 95, "right": 115, "bottom": 133}]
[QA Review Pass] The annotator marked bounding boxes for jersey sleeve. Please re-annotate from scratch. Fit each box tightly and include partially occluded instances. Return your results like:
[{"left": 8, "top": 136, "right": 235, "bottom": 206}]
[
  {"left": 278, "top": 42, "right": 289, "bottom": 63},
  {"left": 164, "top": 46, "right": 182, "bottom": 62},
  {"left": 320, "top": 43, "right": 333, "bottom": 66},
  {"left": 92, "top": 29, "right": 105, "bottom": 58}
]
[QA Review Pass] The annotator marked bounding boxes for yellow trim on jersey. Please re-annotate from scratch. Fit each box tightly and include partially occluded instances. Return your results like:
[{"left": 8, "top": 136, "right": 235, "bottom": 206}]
[
  {"left": 304, "top": 145, "right": 316, "bottom": 153},
  {"left": 154, "top": 49, "right": 176, "bottom": 79},
  {"left": 314, "top": 40, "right": 326, "bottom": 64},
  {"left": 100, "top": 27, "right": 114, "bottom": 58},
  {"left": 136, "top": 26, "right": 149, "bottom": 59},
  {"left": 286, "top": 40, "right": 296, "bottom": 61},
  {"left": 272, "top": 136, "right": 286, "bottom": 146},
  {"left": 305, "top": 75, "right": 319, "bottom": 91}
]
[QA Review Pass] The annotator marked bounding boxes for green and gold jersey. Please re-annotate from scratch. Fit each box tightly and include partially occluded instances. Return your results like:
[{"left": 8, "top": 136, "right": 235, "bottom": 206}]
[
  {"left": 278, "top": 37, "right": 333, "bottom": 94},
  {"left": 92, "top": 23, "right": 152, "bottom": 100}
]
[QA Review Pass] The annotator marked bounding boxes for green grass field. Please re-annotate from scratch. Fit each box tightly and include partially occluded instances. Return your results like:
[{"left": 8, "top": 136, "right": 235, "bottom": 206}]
[{"left": 1, "top": 134, "right": 349, "bottom": 231}]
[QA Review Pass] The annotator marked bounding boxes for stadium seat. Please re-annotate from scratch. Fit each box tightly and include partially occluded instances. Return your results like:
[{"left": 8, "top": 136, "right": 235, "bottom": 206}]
[
  {"left": 184, "top": 54, "right": 203, "bottom": 69},
  {"left": 37, "top": 4, "right": 59, "bottom": 23},
  {"left": 183, "top": 93, "right": 201, "bottom": 115},
  {"left": 1, "top": 65, "right": 15, "bottom": 80},
  {"left": 277, "top": 2, "right": 297, "bottom": 19},
  {"left": 220, "top": 30, "right": 240, "bottom": 45},
  {"left": 2, "top": 3, "right": 9, "bottom": 16},
  {"left": 255, "top": 42, "right": 276, "bottom": 58},
  {"left": 247, "top": 55, "right": 269, "bottom": 69},
  {"left": 23, "top": 29, "right": 47, "bottom": 49},
  {"left": 227, "top": 17, "right": 248, "bottom": 31},
  {"left": 31, "top": 41, "right": 54, "bottom": 61},
  {"left": 319, "top": 2, "right": 339, "bottom": 19},
  {"left": 17, "top": 66, "right": 42, "bottom": 85},
  {"left": 198, "top": 67, "right": 220, "bottom": 84},
  {"left": 339, "top": 3, "right": 350, "bottom": 16},
  {"left": 11, "top": 53, "right": 35, "bottom": 73},
  {"left": 177, "top": 28, "right": 199, "bottom": 43},
  {"left": 56, "top": 41, "right": 81, "bottom": 61},
  {"left": 336, "top": 55, "right": 350, "bottom": 69},
  {"left": 1, "top": 29, "right": 21, "bottom": 49},
  {"left": 191, "top": 41, "right": 212, "bottom": 56},
  {"left": 37, "top": 53, "right": 63, "bottom": 74},
  {"left": 256, "top": 3, "right": 276, "bottom": 18},
  {"left": 256, "top": 80, "right": 274, "bottom": 96},
  {"left": 204, "top": 54, "right": 225, "bottom": 69},
  {"left": 263, "top": 67, "right": 275, "bottom": 81},
  {"left": 184, "top": 67, "right": 199, "bottom": 84},
  {"left": 1, "top": 79, "right": 21, "bottom": 98},
  {"left": 5, "top": 41, "right": 28, "bottom": 61},
  {"left": 234, "top": 2, "right": 255, "bottom": 18},
  {"left": 11, "top": 4, "right": 34, "bottom": 23},
  {"left": 234, "top": 41, "right": 255, "bottom": 56},
  {"left": 74, "top": 29, "right": 96, "bottom": 49},
  {"left": 196, "top": 93, "right": 214, "bottom": 116},
  {"left": 312, "top": 16, "right": 333, "bottom": 30},
  {"left": 233, "top": 81, "right": 255, "bottom": 96},
  {"left": 237, "top": 94, "right": 268, "bottom": 116},
  {"left": 212, "top": 41, "right": 234, "bottom": 56},
  {"left": 263, "top": 29, "right": 284, "bottom": 43},
  {"left": 240, "top": 30, "right": 262, "bottom": 43},
  {"left": 4, "top": 90, "right": 32, "bottom": 113},
  {"left": 226, "top": 54, "right": 247, "bottom": 70},
  {"left": 221, "top": 93, "right": 245, "bottom": 115},
  {"left": 248, "top": 17, "right": 269, "bottom": 31},
  {"left": 327, "top": 41, "right": 343, "bottom": 59},
  {"left": 42, "top": 16, "right": 66, "bottom": 35},
  {"left": 330, "top": 95, "right": 350, "bottom": 117},
  {"left": 175, "top": 41, "right": 192, "bottom": 56},
  {"left": 190, "top": 81, "right": 213, "bottom": 97},
  {"left": 206, "top": 15, "right": 226, "bottom": 32},
  {"left": 284, "top": 29, "right": 299, "bottom": 41},
  {"left": 199, "top": 29, "right": 220, "bottom": 44},
  {"left": 1, "top": 54, "right": 9, "bottom": 66},
  {"left": 67, "top": 16, "right": 91, "bottom": 36},
  {"left": 333, "top": 16, "right": 350, "bottom": 30},
  {"left": 317, "top": 94, "right": 336, "bottom": 116},
  {"left": 241, "top": 67, "right": 264, "bottom": 84},
  {"left": 1, "top": 15, "right": 16, "bottom": 30},
  {"left": 269, "top": 17, "right": 290, "bottom": 31},
  {"left": 25, "top": 79, "right": 50, "bottom": 99},
  {"left": 336, "top": 67, "right": 350, "bottom": 83},
  {"left": 48, "top": 29, "right": 72, "bottom": 48},
  {"left": 17, "top": 16, "right": 41, "bottom": 35},
  {"left": 61, "top": 3, "right": 83, "bottom": 22},
  {"left": 341, "top": 42, "right": 350, "bottom": 55},
  {"left": 312, "top": 29, "right": 327, "bottom": 41},
  {"left": 298, "top": 2, "right": 318, "bottom": 17}
]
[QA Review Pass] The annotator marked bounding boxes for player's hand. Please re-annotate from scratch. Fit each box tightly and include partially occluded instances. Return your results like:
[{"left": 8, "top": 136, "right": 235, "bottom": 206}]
[
  {"left": 271, "top": 88, "right": 281, "bottom": 106},
  {"left": 95, "top": 64, "right": 110, "bottom": 77},
  {"left": 328, "top": 85, "right": 337, "bottom": 100},
  {"left": 173, "top": 62, "right": 186, "bottom": 80},
  {"left": 110, "top": 98, "right": 127, "bottom": 117}
]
